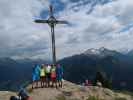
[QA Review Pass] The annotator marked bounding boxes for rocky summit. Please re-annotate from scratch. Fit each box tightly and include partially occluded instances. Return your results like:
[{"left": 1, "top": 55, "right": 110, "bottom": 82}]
[{"left": 1, "top": 80, "right": 133, "bottom": 100}]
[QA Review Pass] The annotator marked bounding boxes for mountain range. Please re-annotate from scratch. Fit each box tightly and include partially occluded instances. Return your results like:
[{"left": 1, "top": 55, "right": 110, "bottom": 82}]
[
  {"left": 58, "top": 47, "right": 133, "bottom": 91},
  {"left": 0, "top": 57, "right": 49, "bottom": 91},
  {"left": 0, "top": 47, "right": 133, "bottom": 91}
]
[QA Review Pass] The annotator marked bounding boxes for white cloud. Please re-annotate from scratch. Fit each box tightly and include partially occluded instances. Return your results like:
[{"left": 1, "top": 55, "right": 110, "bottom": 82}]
[
  {"left": 54, "top": 0, "right": 133, "bottom": 58},
  {"left": 1, "top": 0, "right": 133, "bottom": 60},
  {"left": 0, "top": 0, "right": 51, "bottom": 58}
]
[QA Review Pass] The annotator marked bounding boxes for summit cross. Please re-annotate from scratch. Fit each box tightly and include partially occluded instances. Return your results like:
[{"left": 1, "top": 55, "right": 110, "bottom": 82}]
[{"left": 34, "top": 5, "right": 68, "bottom": 65}]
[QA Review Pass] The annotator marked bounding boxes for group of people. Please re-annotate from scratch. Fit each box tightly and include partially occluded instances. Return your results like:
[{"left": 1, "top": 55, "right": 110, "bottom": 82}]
[{"left": 32, "top": 64, "right": 63, "bottom": 89}]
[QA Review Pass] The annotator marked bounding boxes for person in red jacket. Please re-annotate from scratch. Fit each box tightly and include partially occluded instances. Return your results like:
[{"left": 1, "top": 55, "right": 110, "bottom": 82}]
[{"left": 50, "top": 64, "right": 56, "bottom": 87}]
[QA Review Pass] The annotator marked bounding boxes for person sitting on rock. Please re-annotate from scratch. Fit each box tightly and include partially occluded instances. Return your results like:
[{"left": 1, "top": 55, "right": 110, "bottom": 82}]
[
  {"left": 10, "top": 96, "right": 19, "bottom": 100},
  {"left": 85, "top": 80, "right": 92, "bottom": 86},
  {"left": 96, "top": 80, "right": 102, "bottom": 87}
]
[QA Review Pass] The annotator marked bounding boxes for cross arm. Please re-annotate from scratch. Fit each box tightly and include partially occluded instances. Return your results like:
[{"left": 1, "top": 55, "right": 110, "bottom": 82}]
[
  {"left": 34, "top": 19, "right": 49, "bottom": 23},
  {"left": 56, "top": 20, "right": 69, "bottom": 24}
]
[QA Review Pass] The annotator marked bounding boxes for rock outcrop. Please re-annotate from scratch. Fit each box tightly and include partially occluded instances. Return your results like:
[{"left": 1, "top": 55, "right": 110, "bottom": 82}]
[{"left": 1, "top": 80, "right": 133, "bottom": 100}]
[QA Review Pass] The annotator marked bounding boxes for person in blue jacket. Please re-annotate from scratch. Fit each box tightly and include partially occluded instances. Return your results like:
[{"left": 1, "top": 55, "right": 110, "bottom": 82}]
[
  {"left": 32, "top": 64, "right": 40, "bottom": 89},
  {"left": 56, "top": 64, "right": 63, "bottom": 88}
]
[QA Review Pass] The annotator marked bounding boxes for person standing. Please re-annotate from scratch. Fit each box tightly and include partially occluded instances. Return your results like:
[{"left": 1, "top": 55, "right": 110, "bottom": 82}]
[
  {"left": 56, "top": 64, "right": 63, "bottom": 88},
  {"left": 50, "top": 64, "right": 56, "bottom": 88},
  {"left": 40, "top": 64, "right": 46, "bottom": 88},
  {"left": 32, "top": 64, "right": 40, "bottom": 89},
  {"left": 45, "top": 64, "right": 51, "bottom": 87}
]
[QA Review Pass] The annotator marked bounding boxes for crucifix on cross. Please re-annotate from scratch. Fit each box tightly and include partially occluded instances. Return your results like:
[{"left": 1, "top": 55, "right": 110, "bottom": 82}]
[{"left": 34, "top": 5, "right": 68, "bottom": 65}]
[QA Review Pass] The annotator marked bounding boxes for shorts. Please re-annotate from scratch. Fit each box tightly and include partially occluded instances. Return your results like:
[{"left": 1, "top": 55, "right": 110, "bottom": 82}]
[
  {"left": 56, "top": 75, "right": 62, "bottom": 81},
  {"left": 46, "top": 73, "right": 51, "bottom": 80},
  {"left": 40, "top": 76, "right": 45, "bottom": 80},
  {"left": 51, "top": 77, "right": 56, "bottom": 81}
]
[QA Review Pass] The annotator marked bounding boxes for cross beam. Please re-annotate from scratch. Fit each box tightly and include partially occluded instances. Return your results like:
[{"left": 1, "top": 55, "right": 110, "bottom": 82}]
[{"left": 34, "top": 5, "right": 67, "bottom": 65}]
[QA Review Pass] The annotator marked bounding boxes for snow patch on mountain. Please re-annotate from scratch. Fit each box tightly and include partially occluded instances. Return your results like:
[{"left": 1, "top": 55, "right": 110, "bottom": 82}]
[{"left": 83, "top": 47, "right": 117, "bottom": 57}]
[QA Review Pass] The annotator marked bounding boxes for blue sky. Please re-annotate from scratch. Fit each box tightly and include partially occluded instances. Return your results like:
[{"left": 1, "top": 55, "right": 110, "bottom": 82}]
[{"left": 0, "top": 0, "right": 133, "bottom": 60}]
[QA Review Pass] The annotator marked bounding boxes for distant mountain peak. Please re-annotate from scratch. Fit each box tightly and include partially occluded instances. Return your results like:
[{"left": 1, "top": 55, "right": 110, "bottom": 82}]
[
  {"left": 0, "top": 57, "right": 16, "bottom": 64},
  {"left": 84, "top": 48, "right": 100, "bottom": 55},
  {"left": 99, "top": 47, "right": 107, "bottom": 51},
  {"left": 83, "top": 47, "right": 118, "bottom": 58},
  {"left": 127, "top": 49, "right": 133, "bottom": 56}
]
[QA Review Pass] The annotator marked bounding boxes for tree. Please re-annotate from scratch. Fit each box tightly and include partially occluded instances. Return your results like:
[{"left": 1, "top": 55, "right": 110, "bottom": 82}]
[{"left": 94, "top": 71, "right": 112, "bottom": 89}]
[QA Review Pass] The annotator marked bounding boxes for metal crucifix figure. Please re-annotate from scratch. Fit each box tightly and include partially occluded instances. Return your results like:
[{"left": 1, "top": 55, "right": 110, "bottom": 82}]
[{"left": 34, "top": 5, "right": 68, "bottom": 65}]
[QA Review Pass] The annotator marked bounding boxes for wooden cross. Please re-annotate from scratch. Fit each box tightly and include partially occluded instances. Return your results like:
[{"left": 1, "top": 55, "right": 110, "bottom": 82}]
[{"left": 34, "top": 5, "right": 68, "bottom": 64}]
